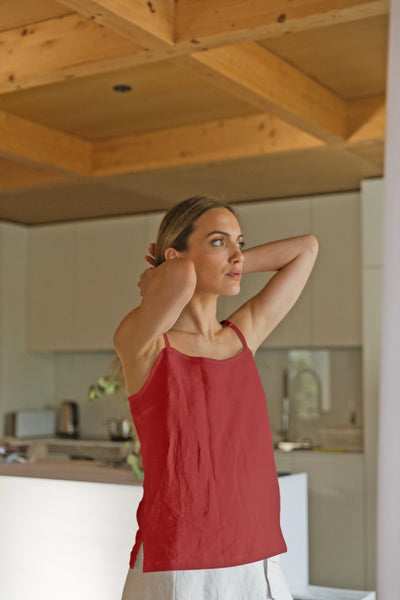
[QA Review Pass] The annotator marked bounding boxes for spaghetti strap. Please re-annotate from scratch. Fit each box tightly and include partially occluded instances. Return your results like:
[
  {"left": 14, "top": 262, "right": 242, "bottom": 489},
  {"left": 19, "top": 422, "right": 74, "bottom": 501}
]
[
  {"left": 163, "top": 332, "right": 171, "bottom": 348},
  {"left": 220, "top": 319, "right": 248, "bottom": 349}
]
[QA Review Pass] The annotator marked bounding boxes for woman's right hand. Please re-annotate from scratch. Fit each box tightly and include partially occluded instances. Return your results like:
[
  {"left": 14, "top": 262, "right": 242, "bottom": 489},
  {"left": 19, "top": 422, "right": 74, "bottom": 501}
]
[
  {"left": 144, "top": 243, "right": 156, "bottom": 266},
  {"left": 138, "top": 243, "right": 157, "bottom": 297},
  {"left": 137, "top": 266, "right": 156, "bottom": 297},
  {"left": 115, "top": 252, "right": 197, "bottom": 356}
]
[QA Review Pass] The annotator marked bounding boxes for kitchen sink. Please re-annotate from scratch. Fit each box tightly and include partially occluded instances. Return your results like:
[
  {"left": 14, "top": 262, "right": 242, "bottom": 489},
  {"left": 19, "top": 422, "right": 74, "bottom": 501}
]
[{"left": 276, "top": 441, "right": 314, "bottom": 452}]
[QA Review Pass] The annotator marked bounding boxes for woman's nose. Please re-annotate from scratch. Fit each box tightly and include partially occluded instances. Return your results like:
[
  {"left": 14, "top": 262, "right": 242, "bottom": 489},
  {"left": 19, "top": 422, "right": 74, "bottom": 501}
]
[{"left": 230, "top": 243, "right": 244, "bottom": 262}]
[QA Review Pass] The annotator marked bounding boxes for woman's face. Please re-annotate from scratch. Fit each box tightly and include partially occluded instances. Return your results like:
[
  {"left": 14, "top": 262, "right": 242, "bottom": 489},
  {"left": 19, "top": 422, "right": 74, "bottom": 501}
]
[{"left": 179, "top": 207, "right": 245, "bottom": 296}]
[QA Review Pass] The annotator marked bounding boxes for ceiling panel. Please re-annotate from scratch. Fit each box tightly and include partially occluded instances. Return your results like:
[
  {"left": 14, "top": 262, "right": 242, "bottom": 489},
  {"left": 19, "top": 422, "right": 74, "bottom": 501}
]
[
  {"left": 260, "top": 15, "right": 388, "bottom": 100},
  {"left": 0, "top": 61, "right": 258, "bottom": 140},
  {"left": 0, "top": 145, "right": 383, "bottom": 225},
  {"left": 99, "top": 146, "right": 383, "bottom": 204},
  {"left": 0, "top": 156, "right": 68, "bottom": 188},
  {"left": 0, "top": 0, "right": 72, "bottom": 33},
  {"left": 0, "top": 5, "right": 388, "bottom": 224},
  {"left": 0, "top": 181, "right": 164, "bottom": 225}
]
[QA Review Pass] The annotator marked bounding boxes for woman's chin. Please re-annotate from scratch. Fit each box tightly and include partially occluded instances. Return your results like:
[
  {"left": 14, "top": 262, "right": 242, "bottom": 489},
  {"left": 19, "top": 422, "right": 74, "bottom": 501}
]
[{"left": 221, "top": 286, "right": 241, "bottom": 296}]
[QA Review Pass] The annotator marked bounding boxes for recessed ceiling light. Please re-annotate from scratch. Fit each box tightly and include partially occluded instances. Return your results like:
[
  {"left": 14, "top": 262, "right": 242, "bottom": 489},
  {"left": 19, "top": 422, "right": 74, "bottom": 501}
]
[{"left": 113, "top": 84, "right": 132, "bottom": 93}]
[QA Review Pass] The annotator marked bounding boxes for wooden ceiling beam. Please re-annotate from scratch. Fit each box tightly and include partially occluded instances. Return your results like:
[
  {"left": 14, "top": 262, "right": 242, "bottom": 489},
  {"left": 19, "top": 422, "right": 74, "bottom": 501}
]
[
  {"left": 91, "top": 98, "right": 386, "bottom": 177},
  {"left": 57, "top": 0, "right": 175, "bottom": 48},
  {"left": 346, "top": 97, "right": 386, "bottom": 143},
  {"left": 0, "top": 110, "right": 92, "bottom": 175},
  {"left": 0, "top": 94, "right": 384, "bottom": 185},
  {"left": 92, "top": 112, "right": 325, "bottom": 176},
  {"left": 0, "top": 1, "right": 389, "bottom": 97},
  {"left": 0, "top": 13, "right": 142, "bottom": 95},
  {"left": 343, "top": 97, "right": 386, "bottom": 167},
  {"left": 175, "top": 0, "right": 389, "bottom": 46},
  {"left": 175, "top": 43, "right": 347, "bottom": 143}
]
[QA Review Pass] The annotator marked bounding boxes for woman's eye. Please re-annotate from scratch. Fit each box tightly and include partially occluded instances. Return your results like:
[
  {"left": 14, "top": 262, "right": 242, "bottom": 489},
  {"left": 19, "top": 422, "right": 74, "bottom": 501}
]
[{"left": 210, "top": 238, "right": 245, "bottom": 249}]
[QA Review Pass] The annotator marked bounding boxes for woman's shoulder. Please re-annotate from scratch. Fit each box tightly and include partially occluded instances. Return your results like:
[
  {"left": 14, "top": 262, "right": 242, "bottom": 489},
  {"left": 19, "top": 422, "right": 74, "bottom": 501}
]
[{"left": 224, "top": 311, "right": 256, "bottom": 354}]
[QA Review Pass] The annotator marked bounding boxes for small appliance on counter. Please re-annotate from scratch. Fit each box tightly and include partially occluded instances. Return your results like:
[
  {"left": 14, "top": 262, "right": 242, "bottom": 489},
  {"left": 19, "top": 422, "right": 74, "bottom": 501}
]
[
  {"left": 4, "top": 409, "right": 56, "bottom": 438},
  {"left": 57, "top": 400, "right": 80, "bottom": 439},
  {"left": 105, "top": 417, "right": 133, "bottom": 441}
]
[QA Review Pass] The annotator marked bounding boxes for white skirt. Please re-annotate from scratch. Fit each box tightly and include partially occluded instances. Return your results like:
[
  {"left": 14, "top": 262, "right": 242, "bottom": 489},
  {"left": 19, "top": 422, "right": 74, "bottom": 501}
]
[{"left": 121, "top": 542, "right": 293, "bottom": 600}]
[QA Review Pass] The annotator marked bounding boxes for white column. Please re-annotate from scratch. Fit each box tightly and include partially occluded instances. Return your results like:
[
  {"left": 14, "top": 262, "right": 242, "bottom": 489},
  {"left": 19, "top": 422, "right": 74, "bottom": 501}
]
[{"left": 377, "top": 1, "right": 400, "bottom": 596}]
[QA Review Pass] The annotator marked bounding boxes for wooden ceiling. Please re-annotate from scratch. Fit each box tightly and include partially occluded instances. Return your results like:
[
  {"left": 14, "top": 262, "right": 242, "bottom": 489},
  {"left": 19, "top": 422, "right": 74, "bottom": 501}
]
[{"left": 0, "top": 0, "right": 389, "bottom": 225}]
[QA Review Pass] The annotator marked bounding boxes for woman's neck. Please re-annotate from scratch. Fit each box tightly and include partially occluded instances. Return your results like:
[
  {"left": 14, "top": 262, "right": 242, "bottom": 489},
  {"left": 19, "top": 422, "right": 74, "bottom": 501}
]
[{"left": 170, "top": 293, "right": 222, "bottom": 340}]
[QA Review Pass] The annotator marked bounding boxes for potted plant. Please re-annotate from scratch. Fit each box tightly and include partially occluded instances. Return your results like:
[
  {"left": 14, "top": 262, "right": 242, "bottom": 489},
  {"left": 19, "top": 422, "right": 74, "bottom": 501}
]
[{"left": 88, "top": 374, "right": 144, "bottom": 480}]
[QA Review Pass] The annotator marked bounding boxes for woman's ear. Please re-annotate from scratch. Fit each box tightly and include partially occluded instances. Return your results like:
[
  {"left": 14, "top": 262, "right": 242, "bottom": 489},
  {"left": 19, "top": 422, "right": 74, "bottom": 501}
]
[{"left": 165, "top": 247, "right": 182, "bottom": 261}]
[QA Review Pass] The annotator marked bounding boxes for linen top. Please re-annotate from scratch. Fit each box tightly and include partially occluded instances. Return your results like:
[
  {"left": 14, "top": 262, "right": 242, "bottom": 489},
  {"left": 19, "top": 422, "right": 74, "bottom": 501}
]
[{"left": 127, "top": 319, "right": 287, "bottom": 573}]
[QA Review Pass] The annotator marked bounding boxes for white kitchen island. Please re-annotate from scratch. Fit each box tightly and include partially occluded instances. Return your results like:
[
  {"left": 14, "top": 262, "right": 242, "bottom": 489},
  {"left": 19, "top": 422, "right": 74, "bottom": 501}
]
[{"left": 0, "top": 461, "right": 307, "bottom": 600}]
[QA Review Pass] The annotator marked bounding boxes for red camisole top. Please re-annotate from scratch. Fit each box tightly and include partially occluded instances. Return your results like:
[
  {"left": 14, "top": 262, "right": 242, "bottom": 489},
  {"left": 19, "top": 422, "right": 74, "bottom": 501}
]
[{"left": 127, "top": 319, "right": 287, "bottom": 572}]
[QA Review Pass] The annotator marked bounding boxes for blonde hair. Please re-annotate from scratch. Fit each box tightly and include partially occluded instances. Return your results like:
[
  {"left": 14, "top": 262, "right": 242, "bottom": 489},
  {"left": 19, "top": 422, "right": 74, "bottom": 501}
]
[
  {"left": 153, "top": 195, "right": 237, "bottom": 266},
  {"left": 108, "top": 195, "right": 237, "bottom": 394}
]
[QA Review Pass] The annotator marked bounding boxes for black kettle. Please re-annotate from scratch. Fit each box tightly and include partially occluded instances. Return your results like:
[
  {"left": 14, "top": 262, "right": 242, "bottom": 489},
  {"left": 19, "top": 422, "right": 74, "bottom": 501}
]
[{"left": 57, "top": 400, "right": 80, "bottom": 438}]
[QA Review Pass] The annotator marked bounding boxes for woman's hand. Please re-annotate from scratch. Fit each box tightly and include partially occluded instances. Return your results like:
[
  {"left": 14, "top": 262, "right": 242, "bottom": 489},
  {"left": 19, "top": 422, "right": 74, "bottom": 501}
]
[
  {"left": 138, "top": 266, "right": 156, "bottom": 297},
  {"left": 138, "top": 243, "right": 157, "bottom": 297},
  {"left": 144, "top": 243, "right": 156, "bottom": 267}
]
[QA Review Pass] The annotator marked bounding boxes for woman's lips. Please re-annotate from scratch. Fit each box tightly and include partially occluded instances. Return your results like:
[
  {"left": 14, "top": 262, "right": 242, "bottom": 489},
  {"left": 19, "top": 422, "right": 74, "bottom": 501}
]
[{"left": 226, "top": 272, "right": 241, "bottom": 280}]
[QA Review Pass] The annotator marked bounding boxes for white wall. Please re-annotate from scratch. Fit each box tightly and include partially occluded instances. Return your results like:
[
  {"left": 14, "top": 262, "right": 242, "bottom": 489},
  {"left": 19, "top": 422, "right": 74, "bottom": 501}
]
[
  {"left": 0, "top": 223, "right": 54, "bottom": 435},
  {"left": 377, "top": 1, "right": 400, "bottom": 595}
]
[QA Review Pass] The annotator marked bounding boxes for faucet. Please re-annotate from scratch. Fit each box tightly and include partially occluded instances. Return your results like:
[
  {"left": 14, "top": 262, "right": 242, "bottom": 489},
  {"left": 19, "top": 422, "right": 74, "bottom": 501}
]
[
  {"left": 291, "top": 367, "right": 322, "bottom": 421},
  {"left": 277, "top": 366, "right": 322, "bottom": 449}
]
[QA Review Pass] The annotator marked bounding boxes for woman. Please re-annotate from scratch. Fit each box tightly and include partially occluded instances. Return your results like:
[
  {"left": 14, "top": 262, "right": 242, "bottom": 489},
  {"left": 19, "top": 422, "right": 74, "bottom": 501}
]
[{"left": 114, "top": 196, "right": 319, "bottom": 600}]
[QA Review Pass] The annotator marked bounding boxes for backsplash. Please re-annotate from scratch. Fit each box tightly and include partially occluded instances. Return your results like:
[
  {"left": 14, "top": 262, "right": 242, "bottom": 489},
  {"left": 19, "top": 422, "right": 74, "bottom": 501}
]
[
  {"left": 53, "top": 352, "right": 128, "bottom": 440},
  {"left": 50, "top": 346, "right": 363, "bottom": 445},
  {"left": 254, "top": 346, "right": 363, "bottom": 447}
]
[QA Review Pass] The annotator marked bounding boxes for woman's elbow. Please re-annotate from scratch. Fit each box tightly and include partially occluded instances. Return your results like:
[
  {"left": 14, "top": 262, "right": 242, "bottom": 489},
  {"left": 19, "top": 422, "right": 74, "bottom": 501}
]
[{"left": 307, "top": 234, "right": 319, "bottom": 252}]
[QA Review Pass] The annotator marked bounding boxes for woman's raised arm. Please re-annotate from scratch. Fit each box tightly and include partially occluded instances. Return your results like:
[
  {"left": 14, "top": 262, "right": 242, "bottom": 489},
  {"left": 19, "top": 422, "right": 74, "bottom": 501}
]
[
  {"left": 230, "top": 234, "right": 319, "bottom": 353},
  {"left": 113, "top": 256, "right": 197, "bottom": 359}
]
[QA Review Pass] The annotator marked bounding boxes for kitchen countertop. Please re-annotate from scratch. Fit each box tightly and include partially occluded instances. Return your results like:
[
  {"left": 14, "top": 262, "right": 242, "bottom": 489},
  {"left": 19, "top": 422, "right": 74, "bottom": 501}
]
[
  {"left": 0, "top": 436, "right": 144, "bottom": 485},
  {"left": 0, "top": 458, "right": 296, "bottom": 485},
  {"left": 274, "top": 448, "right": 364, "bottom": 455},
  {"left": 0, "top": 458, "right": 142, "bottom": 485},
  {"left": 0, "top": 437, "right": 363, "bottom": 488}
]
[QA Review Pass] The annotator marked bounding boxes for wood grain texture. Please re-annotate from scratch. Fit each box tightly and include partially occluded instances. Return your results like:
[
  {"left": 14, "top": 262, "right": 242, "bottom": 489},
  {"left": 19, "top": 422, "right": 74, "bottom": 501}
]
[
  {"left": 92, "top": 112, "right": 324, "bottom": 175},
  {"left": 0, "top": 110, "right": 92, "bottom": 175},
  {"left": 177, "top": 43, "right": 347, "bottom": 142},
  {"left": 0, "top": 0, "right": 387, "bottom": 223},
  {"left": 0, "top": 0, "right": 72, "bottom": 33},
  {"left": 58, "top": 0, "right": 175, "bottom": 46},
  {"left": 0, "top": 13, "right": 141, "bottom": 95},
  {"left": 175, "top": 0, "right": 389, "bottom": 45}
]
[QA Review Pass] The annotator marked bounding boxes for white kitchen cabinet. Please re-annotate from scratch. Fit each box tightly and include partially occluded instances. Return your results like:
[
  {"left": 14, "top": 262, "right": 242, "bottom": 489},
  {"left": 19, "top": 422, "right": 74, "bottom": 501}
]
[
  {"left": 310, "top": 192, "right": 362, "bottom": 346},
  {"left": 73, "top": 215, "right": 160, "bottom": 350},
  {"left": 27, "top": 223, "right": 77, "bottom": 350},
  {"left": 28, "top": 190, "right": 361, "bottom": 350},
  {"left": 218, "top": 198, "right": 313, "bottom": 346},
  {"left": 274, "top": 451, "right": 366, "bottom": 590},
  {"left": 219, "top": 192, "right": 361, "bottom": 347},
  {"left": 27, "top": 213, "right": 162, "bottom": 350},
  {"left": 0, "top": 470, "right": 306, "bottom": 600}
]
